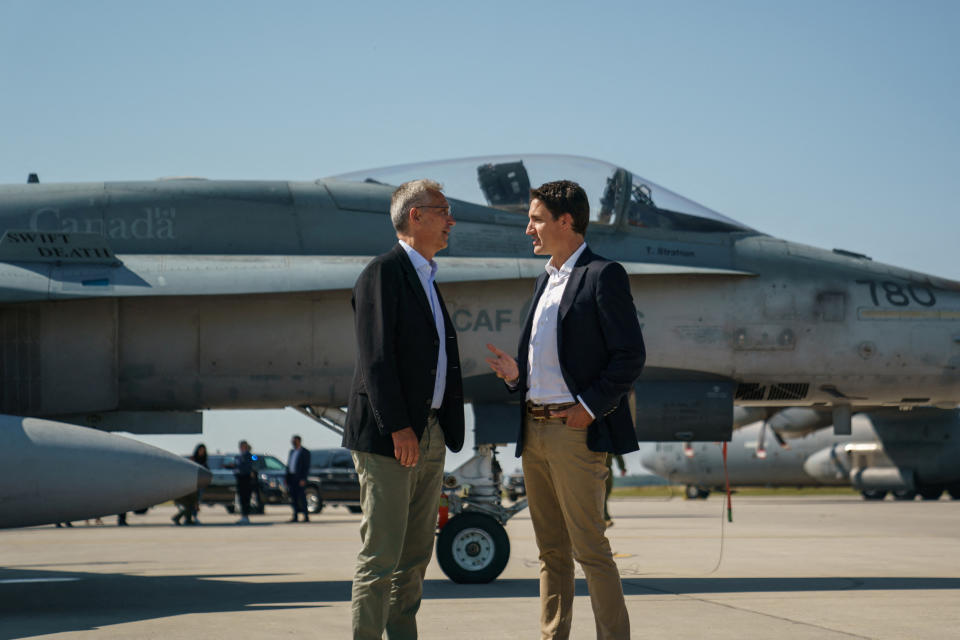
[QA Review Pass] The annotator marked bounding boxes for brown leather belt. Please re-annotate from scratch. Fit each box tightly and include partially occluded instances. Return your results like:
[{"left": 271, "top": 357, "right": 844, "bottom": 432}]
[{"left": 526, "top": 401, "right": 576, "bottom": 421}]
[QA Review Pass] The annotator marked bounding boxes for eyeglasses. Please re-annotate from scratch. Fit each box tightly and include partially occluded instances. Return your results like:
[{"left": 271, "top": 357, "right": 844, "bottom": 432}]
[{"left": 416, "top": 204, "right": 453, "bottom": 218}]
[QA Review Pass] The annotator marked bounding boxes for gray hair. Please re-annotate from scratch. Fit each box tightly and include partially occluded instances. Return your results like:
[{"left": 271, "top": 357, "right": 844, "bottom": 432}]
[{"left": 390, "top": 179, "right": 444, "bottom": 232}]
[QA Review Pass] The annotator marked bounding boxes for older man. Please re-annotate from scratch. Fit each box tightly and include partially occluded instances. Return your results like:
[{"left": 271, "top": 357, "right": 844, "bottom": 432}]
[
  {"left": 487, "top": 180, "right": 645, "bottom": 640},
  {"left": 343, "top": 179, "right": 465, "bottom": 640}
]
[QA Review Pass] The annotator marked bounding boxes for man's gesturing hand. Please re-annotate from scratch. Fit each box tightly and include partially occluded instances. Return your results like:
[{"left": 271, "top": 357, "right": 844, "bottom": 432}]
[
  {"left": 485, "top": 343, "right": 519, "bottom": 384},
  {"left": 392, "top": 427, "right": 420, "bottom": 467}
]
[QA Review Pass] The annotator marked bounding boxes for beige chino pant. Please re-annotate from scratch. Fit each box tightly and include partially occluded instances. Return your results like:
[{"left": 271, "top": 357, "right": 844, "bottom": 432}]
[
  {"left": 523, "top": 414, "right": 631, "bottom": 640},
  {"left": 350, "top": 415, "right": 445, "bottom": 640}
]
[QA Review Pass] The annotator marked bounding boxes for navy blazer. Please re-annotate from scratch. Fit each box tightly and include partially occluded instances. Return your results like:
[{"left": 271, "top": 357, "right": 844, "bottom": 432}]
[
  {"left": 514, "top": 246, "right": 645, "bottom": 456},
  {"left": 343, "top": 244, "right": 465, "bottom": 457},
  {"left": 287, "top": 447, "right": 311, "bottom": 480}
]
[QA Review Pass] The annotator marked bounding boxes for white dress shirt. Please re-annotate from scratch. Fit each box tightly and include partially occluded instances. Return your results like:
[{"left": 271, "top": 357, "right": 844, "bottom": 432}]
[
  {"left": 288, "top": 447, "right": 301, "bottom": 473},
  {"left": 399, "top": 240, "right": 447, "bottom": 409},
  {"left": 526, "top": 242, "right": 595, "bottom": 418}
]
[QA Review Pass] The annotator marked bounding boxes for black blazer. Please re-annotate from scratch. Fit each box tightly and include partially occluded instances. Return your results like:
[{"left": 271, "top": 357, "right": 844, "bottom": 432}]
[
  {"left": 343, "top": 244, "right": 465, "bottom": 457},
  {"left": 513, "top": 246, "right": 645, "bottom": 456},
  {"left": 287, "top": 447, "right": 311, "bottom": 481}
]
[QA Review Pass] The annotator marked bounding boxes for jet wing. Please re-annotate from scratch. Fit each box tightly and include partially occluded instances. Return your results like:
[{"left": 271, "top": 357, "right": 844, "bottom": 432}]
[{"left": 0, "top": 255, "right": 755, "bottom": 302}]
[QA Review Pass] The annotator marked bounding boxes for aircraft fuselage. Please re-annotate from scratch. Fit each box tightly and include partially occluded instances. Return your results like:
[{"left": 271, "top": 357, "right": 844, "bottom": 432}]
[{"left": 1, "top": 178, "right": 958, "bottom": 419}]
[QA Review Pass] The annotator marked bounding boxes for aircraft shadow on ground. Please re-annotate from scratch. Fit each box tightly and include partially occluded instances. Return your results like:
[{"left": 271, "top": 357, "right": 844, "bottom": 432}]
[{"left": 2, "top": 569, "right": 960, "bottom": 638}]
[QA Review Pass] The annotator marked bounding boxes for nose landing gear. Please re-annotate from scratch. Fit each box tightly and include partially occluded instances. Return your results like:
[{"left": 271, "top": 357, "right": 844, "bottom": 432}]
[
  {"left": 435, "top": 444, "right": 526, "bottom": 583},
  {"left": 437, "top": 511, "right": 510, "bottom": 583}
]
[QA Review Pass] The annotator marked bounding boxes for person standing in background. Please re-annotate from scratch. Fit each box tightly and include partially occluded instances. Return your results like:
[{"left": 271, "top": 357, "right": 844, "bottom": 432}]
[
  {"left": 604, "top": 453, "right": 626, "bottom": 527},
  {"left": 173, "top": 443, "right": 209, "bottom": 525},
  {"left": 286, "top": 435, "right": 311, "bottom": 523},
  {"left": 234, "top": 440, "right": 255, "bottom": 525},
  {"left": 191, "top": 443, "right": 208, "bottom": 524}
]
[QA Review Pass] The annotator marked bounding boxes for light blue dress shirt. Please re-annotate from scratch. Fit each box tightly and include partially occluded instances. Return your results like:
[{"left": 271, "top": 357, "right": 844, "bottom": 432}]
[{"left": 399, "top": 240, "right": 447, "bottom": 409}]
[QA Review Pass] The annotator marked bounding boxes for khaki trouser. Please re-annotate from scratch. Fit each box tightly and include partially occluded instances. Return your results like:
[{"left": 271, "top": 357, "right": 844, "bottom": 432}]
[
  {"left": 350, "top": 414, "right": 446, "bottom": 640},
  {"left": 523, "top": 413, "right": 630, "bottom": 640}
]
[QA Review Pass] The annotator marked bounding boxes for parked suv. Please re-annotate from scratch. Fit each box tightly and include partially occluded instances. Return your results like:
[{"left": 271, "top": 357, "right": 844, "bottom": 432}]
[
  {"left": 203, "top": 453, "right": 289, "bottom": 513},
  {"left": 306, "top": 448, "right": 362, "bottom": 514}
]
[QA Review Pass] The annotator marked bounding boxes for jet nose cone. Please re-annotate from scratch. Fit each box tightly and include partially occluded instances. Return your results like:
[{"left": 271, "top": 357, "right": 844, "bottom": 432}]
[{"left": 197, "top": 466, "right": 213, "bottom": 490}]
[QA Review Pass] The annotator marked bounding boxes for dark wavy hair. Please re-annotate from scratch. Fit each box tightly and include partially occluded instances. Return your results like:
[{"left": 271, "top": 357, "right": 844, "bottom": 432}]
[{"left": 530, "top": 180, "right": 589, "bottom": 235}]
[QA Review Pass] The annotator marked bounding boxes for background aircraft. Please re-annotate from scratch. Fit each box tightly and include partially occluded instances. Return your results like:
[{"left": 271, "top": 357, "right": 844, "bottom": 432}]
[
  {"left": 2, "top": 154, "right": 959, "bottom": 580},
  {"left": 640, "top": 408, "right": 960, "bottom": 501}
]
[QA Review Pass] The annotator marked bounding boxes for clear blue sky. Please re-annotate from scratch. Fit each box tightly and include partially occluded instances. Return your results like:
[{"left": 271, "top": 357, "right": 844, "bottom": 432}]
[{"left": 2, "top": 1, "right": 958, "bottom": 470}]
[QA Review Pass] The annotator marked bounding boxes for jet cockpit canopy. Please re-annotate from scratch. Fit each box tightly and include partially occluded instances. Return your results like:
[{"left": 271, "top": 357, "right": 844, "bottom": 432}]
[{"left": 332, "top": 154, "right": 752, "bottom": 233}]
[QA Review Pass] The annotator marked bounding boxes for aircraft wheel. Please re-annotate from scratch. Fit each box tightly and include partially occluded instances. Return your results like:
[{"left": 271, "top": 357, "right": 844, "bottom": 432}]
[
  {"left": 919, "top": 486, "right": 943, "bottom": 501},
  {"left": 892, "top": 489, "right": 917, "bottom": 501},
  {"left": 305, "top": 486, "right": 323, "bottom": 514},
  {"left": 436, "top": 512, "right": 510, "bottom": 584},
  {"left": 348, "top": 506, "right": 363, "bottom": 514},
  {"left": 685, "top": 485, "right": 706, "bottom": 500},
  {"left": 861, "top": 490, "right": 887, "bottom": 501}
]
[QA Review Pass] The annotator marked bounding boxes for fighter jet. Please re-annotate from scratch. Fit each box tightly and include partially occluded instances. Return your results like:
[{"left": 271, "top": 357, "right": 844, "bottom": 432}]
[
  {"left": 1, "top": 155, "right": 958, "bottom": 579},
  {"left": 639, "top": 408, "right": 960, "bottom": 502}
]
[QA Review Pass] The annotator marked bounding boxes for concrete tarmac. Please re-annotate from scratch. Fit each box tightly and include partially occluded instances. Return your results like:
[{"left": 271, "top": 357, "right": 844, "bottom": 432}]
[{"left": 2, "top": 495, "right": 959, "bottom": 639}]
